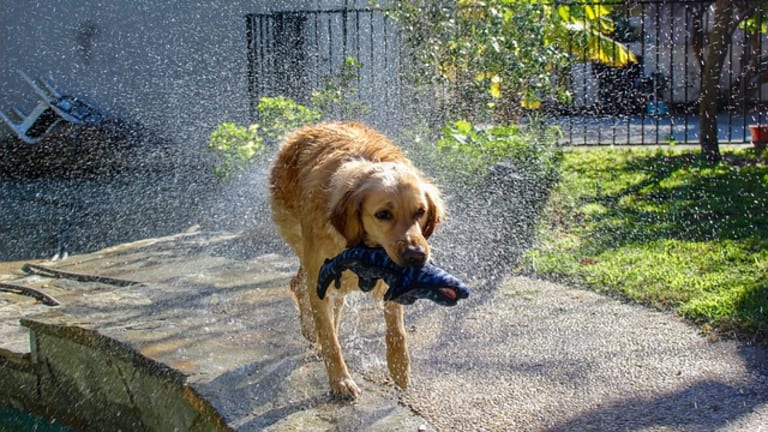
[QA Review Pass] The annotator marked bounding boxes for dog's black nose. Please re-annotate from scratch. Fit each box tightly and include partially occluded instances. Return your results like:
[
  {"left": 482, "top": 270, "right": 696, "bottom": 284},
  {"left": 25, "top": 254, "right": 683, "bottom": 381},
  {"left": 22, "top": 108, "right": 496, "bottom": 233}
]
[{"left": 402, "top": 245, "right": 427, "bottom": 267}]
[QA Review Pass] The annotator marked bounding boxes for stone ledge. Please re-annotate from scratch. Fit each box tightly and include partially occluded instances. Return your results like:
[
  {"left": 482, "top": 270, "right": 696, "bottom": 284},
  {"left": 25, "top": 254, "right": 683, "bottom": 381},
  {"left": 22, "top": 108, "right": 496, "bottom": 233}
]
[
  {"left": 1, "top": 320, "right": 229, "bottom": 432},
  {"left": 0, "top": 348, "right": 37, "bottom": 413}
]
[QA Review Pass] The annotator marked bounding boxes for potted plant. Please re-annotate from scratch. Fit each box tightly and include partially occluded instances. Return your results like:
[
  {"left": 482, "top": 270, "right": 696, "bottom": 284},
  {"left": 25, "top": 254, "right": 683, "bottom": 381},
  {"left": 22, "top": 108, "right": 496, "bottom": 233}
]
[{"left": 749, "top": 122, "right": 768, "bottom": 151}]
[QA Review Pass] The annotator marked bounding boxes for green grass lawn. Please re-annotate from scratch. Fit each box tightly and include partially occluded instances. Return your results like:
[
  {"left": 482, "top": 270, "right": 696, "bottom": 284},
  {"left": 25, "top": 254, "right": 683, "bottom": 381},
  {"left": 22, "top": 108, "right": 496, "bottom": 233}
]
[{"left": 523, "top": 147, "right": 768, "bottom": 343}]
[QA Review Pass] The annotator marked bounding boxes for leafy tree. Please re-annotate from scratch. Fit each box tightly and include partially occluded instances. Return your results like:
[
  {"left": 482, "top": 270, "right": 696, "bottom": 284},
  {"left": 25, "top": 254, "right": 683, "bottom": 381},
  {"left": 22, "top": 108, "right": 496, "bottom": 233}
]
[
  {"left": 692, "top": 0, "right": 768, "bottom": 162},
  {"left": 256, "top": 96, "right": 323, "bottom": 143},
  {"left": 729, "top": 4, "right": 768, "bottom": 108},
  {"left": 387, "top": 0, "right": 636, "bottom": 123}
]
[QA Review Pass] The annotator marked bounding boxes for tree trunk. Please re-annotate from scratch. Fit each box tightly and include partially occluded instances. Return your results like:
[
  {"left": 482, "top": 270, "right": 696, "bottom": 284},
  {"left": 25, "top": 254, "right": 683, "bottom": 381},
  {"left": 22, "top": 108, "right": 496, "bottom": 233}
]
[{"left": 699, "top": 0, "right": 735, "bottom": 163}]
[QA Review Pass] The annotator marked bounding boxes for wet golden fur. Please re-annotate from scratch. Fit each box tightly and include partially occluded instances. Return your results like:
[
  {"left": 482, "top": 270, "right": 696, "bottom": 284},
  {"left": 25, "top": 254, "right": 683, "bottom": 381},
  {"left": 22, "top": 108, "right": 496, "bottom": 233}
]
[{"left": 269, "top": 121, "right": 444, "bottom": 398}]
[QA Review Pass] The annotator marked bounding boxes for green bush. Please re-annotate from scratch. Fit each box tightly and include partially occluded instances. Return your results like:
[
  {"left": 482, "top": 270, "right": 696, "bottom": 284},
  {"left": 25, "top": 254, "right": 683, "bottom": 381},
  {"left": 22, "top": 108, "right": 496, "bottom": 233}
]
[
  {"left": 208, "top": 57, "right": 367, "bottom": 181},
  {"left": 208, "top": 97, "right": 322, "bottom": 180},
  {"left": 208, "top": 123, "right": 264, "bottom": 180},
  {"left": 256, "top": 96, "right": 323, "bottom": 143},
  {"left": 425, "top": 119, "right": 562, "bottom": 188}
]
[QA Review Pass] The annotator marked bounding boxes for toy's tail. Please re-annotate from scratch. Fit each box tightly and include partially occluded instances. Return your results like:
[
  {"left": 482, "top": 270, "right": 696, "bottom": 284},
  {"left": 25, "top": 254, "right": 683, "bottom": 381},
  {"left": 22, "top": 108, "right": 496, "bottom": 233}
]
[{"left": 317, "top": 258, "right": 339, "bottom": 300}]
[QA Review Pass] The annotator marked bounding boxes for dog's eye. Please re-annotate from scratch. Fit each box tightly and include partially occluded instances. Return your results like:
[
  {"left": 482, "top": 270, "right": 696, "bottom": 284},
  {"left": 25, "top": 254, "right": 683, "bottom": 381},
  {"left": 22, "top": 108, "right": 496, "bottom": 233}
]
[
  {"left": 375, "top": 210, "right": 393, "bottom": 221},
  {"left": 415, "top": 208, "right": 426, "bottom": 219}
]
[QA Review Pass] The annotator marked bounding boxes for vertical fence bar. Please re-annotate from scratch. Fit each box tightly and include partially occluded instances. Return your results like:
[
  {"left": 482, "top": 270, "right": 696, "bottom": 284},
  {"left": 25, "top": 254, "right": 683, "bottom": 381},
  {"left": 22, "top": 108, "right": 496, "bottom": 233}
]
[
  {"left": 566, "top": 2, "right": 573, "bottom": 145},
  {"left": 354, "top": 9, "right": 362, "bottom": 104},
  {"left": 728, "top": 2, "right": 735, "bottom": 143},
  {"left": 326, "top": 12, "right": 334, "bottom": 78},
  {"left": 640, "top": 1, "right": 646, "bottom": 145},
  {"left": 610, "top": 6, "right": 618, "bottom": 148},
  {"left": 654, "top": 0, "right": 660, "bottom": 143},
  {"left": 341, "top": 8, "right": 348, "bottom": 60},
  {"left": 668, "top": 1, "right": 675, "bottom": 143},
  {"left": 684, "top": 3, "right": 690, "bottom": 142},
  {"left": 368, "top": 9, "right": 374, "bottom": 120},
  {"left": 582, "top": 12, "right": 588, "bottom": 146},
  {"left": 311, "top": 11, "right": 319, "bottom": 93},
  {"left": 594, "top": 3, "right": 602, "bottom": 147},
  {"left": 383, "top": 10, "right": 391, "bottom": 128},
  {"left": 759, "top": 3, "right": 765, "bottom": 127},
  {"left": 263, "top": 15, "right": 272, "bottom": 100},
  {"left": 245, "top": 15, "right": 255, "bottom": 121},
  {"left": 627, "top": 1, "right": 634, "bottom": 145},
  {"left": 698, "top": 2, "right": 706, "bottom": 144},
  {"left": 742, "top": 2, "right": 749, "bottom": 140},
  {"left": 392, "top": 12, "right": 402, "bottom": 131},
  {"left": 367, "top": 9, "right": 375, "bottom": 124}
]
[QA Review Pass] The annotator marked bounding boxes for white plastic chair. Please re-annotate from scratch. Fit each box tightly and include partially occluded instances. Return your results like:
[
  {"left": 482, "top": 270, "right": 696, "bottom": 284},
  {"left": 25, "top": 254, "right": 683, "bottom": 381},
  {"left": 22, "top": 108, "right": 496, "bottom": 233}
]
[{"left": 0, "top": 72, "right": 102, "bottom": 143}]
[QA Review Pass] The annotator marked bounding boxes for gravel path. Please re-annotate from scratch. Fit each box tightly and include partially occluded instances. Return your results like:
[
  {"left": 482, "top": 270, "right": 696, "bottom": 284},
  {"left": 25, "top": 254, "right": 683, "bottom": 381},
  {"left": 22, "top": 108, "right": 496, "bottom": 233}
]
[{"left": 345, "top": 276, "right": 768, "bottom": 431}]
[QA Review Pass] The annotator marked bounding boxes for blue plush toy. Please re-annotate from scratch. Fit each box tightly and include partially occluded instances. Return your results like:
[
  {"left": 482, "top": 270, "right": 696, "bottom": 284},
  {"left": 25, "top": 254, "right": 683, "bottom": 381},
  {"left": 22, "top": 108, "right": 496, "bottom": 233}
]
[{"left": 317, "top": 246, "right": 470, "bottom": 306}]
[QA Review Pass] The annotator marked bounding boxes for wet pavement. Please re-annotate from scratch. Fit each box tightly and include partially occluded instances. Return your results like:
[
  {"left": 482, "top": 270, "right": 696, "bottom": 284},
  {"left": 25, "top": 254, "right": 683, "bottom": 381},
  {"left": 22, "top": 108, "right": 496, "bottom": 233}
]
[{"left": 1, "top": 229, "right": 767, "bottom": 431}]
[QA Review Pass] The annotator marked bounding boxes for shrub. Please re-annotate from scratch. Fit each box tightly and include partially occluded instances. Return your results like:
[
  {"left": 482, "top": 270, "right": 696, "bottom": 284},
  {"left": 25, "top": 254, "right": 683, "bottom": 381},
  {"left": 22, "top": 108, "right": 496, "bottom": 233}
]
[
  {"left": 256, "top": 96, "right": 323, "bottom": 144},
  {"left": 208, "top": 57, "right": 367, "bottom": 181},
  {"left": 208, "top": 123, "right": 264, "bottom": 180},
  {"left": 310, "top": 56, "right": 369, "bottom": 120},
  {"left": 426, "top": 119, "right": 562, "bottom": 188}
]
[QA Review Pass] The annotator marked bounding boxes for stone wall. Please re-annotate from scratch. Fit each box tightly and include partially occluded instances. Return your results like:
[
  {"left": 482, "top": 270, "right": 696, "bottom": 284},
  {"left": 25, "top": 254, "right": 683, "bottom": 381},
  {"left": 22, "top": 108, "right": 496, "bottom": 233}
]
[{"left": 0, "top": 320, "right": 229, "bottom": 432}]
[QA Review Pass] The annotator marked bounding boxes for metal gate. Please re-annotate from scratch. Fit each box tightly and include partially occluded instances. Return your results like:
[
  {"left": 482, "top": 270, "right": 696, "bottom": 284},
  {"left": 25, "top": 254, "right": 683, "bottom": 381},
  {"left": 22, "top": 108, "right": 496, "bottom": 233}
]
[{"left": 245, "top": 8, "right": 403, "bottom": 134}]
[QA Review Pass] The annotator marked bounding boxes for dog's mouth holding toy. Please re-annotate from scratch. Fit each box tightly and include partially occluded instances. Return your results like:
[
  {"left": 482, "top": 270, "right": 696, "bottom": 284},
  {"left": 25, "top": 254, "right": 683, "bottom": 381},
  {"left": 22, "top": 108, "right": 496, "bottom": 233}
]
[{"left": 317, "top": 246, "right": 471, "bottom": 306}]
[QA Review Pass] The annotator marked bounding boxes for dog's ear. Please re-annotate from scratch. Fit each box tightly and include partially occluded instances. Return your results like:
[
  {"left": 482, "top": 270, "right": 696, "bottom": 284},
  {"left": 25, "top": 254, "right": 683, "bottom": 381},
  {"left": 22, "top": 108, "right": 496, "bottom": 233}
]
[
  {"left": 329, "top": 188, "right": 365, "bottom": 246},
  {"left": 422, "top": 183, "right": 445, "bottom": 239}
]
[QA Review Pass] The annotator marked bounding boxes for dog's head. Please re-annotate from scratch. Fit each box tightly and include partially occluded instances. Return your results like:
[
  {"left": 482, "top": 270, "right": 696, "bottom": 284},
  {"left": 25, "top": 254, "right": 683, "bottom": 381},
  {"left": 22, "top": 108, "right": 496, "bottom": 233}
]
[{"left": 329, "top": 161, "right": 444, "bottom": 267}]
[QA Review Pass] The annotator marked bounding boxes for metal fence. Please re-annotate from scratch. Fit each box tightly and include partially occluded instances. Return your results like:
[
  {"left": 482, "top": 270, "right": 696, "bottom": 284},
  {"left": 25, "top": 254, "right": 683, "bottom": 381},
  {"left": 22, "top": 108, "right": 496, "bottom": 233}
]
[
  {"left": 246, "top": 2, "right": 767, "bottom": 145},
  {"left": 245, "top": 8, "right": 404, "bottom": 134},
  {"left": 556, "top": 0, "right": 767, "bottom": 145}
]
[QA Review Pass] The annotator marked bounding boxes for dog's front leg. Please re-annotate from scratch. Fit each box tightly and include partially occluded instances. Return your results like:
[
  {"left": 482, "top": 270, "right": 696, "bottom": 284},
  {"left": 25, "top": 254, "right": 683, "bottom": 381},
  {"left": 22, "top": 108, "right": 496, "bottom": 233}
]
[
  {"left": 305, "top": 253, "right": 360, "bottom": 399},
  {"left": 289, "top": 267, "right": 316, "bottom": 343},
  {"left": 384, "top": 299, "right": 410, "bottom": 389}
]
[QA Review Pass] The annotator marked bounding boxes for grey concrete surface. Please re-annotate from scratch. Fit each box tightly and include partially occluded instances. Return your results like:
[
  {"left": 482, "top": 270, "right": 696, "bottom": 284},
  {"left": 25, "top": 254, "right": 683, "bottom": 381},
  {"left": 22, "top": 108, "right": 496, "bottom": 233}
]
[{"left": 398, "top": 278, "right": 768, "bottom": 431}]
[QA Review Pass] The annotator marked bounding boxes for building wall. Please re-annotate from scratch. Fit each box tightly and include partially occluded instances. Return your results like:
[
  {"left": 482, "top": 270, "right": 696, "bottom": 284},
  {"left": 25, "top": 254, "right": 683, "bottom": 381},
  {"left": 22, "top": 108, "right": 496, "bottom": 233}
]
[{"left": 0, "top": 0, "right": 365, "bottom": 150}]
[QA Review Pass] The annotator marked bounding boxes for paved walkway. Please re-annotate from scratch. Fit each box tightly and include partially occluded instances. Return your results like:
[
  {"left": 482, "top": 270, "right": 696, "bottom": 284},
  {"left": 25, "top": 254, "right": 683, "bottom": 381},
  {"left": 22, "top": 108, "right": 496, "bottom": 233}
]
[{"left": 1, "top": 229, "right": 766, "bottom": 431}]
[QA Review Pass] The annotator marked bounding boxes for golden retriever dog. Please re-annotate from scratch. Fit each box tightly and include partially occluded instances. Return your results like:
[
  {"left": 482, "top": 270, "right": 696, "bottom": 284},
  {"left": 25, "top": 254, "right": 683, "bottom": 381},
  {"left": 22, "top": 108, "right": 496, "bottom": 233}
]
[{"left": 269, "top": 121, "right": 444, "bottom": 399}]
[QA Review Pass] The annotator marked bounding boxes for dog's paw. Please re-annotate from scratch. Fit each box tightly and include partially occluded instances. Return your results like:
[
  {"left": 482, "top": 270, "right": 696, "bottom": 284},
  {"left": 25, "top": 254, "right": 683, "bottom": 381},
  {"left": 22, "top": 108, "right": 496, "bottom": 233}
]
[{"left": 331, "top": 376, "right": 361, "bottom": 400}]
